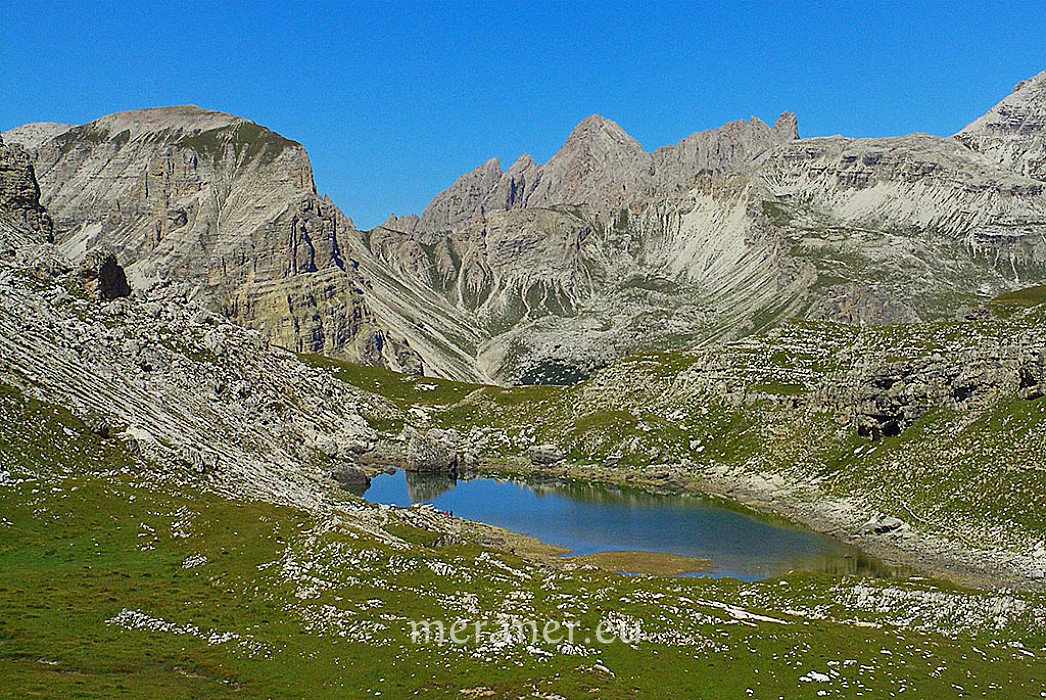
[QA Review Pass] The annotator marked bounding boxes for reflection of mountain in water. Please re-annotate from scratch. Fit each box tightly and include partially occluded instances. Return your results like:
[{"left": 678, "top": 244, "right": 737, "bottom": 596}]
[
  {"left": 362, "top": 469, "right": 897, "bottom": 580},
  {"left": 527, "top": 478, "right": 700, "bottom": 509},
  {"left": 406, "top": 471, "right": 458, "bottom": 503}
]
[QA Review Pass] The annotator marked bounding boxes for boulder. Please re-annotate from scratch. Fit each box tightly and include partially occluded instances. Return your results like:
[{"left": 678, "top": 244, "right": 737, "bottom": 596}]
[
  {"left": 406, "top": 428, "right": 460, "bottom": 473},
  {"left": 859, "top": 515, "right": 907, "bottom": 536},
  {"left": 77, "top": 250, "right": 131, "bottom": 301},
  {"left": 330, "top": 464, "right": 371, "bottom": 490},
  {"left": 528, "top": 443, "right": 567, "bottom": 465}
]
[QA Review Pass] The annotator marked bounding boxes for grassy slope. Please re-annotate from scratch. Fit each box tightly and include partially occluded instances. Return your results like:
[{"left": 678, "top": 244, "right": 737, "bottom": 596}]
[
  {"left": 306, "top": 301, "right": 1046, "bottom": 562},
  {"left": 3, "top": 383, "right": 1046, "bottom": 696}
]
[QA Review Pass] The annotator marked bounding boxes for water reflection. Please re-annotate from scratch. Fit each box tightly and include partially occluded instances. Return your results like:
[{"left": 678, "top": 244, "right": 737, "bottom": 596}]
[
  {"left": 405, "top": 471, "right": 458, "bottom": 503},
  {"left": 363, "top": 469, "right": 894, "bottom": 581}
]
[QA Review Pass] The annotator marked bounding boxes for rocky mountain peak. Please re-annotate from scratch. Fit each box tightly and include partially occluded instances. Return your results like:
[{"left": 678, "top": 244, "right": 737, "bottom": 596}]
[
  {"left": 559, "top": 114, "right": 645, "bottom": 158},
  {"left": 91, "top": 105, "right": 242, "bottom": 137},
  {"left": 772, "top": 111, "right": 800, "bottom": 141},
  {"left": 402, "top": 156, "right": 505, "bottom": 236},
  {"left": 1012, "top": 69, "right": 1046, "bottom": 94},
  {"left": 956, "top": 68, "right": 1046, "bottom": 179}
]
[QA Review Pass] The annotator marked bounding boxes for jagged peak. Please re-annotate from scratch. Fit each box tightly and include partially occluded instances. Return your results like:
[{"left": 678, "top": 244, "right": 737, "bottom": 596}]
[
  {"left": 559, "top": 114, "right": 644, "bottom": 155},
  {"left": 749, "top": 116, "right": 771, "bottom": 131},
  {"left": 442, "top": 156, "right": 503, "bottom": 192},
  {"left": 506, "top": 153, "right": 535, "bottom": 173},
  {"left": 958, "top": 68, "right": 1046, "bottom": 137},
  {"left": 1012, "top": 68, "right": 1046, "bottom": 94},
  {"left": 381, "top": 212, "right": 419, "bottom": 232},
  {"left": 772, "top": 111, "right": 800, "bottom": 140}
]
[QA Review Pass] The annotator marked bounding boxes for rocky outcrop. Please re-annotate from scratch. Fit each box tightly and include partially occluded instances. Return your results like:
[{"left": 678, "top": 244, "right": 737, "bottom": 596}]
[
  {"left": 833, "top": 344, "right": 1046, "bottom": 439},
  {"left": 0, "top": 135, "right": 53, "bottom": 241},
  {"left": 957, "top": 69, "right": 1046, "bottom": 180},
  {"left": 77, "top": 250, "right": 131, "bottom": 301},
  {"left": 388, "top": 157, "right": 503, "bottom": 238},
  {"left": 528, "top": 444, "right": 567, "bottom": 465},
  {"left": 10, "top": 107, "right": 470, "bottom": 378},
  {"left": 405, "top": 428, "right": 461, "bottom": 473}
]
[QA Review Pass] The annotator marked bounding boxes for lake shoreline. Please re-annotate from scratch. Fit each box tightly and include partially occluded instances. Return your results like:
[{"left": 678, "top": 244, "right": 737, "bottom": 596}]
[
  {"left": 362, "top": 446, "right": 1041, "bottom": 590},
  {"left": 475, "top": 459, "right": 1035, "bottom": 591}
]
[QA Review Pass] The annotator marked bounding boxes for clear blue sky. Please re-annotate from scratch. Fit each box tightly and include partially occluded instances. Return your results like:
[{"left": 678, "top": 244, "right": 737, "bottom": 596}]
[{"left": 3, "top": 1, "right": 1045, "bottom": 229}]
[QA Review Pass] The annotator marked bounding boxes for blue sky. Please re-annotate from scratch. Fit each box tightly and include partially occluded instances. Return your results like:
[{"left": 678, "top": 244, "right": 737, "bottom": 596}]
[{"left": 2, "top": 1, "right": 1045, "bottom": 229}]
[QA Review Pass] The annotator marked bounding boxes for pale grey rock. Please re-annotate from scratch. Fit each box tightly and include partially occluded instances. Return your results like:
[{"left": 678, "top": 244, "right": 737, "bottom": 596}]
[
  {"left": 405, "top": 428, "right": 460, "bottom": 473},
  {"left": 860, "top": 515, "right": 907, "bottom": 536},
  {"left": 410, "top": 156, "right": 502, "bottom": 237},
  {"left": 13, "top": 106, "right": 480, "bottom": 380},
  {"left": 0, "top": 134, "right": 53, "bottom": 241},
  {"left": 957, "top": 69, "right": 1046, "bottom": 180},
  {"left": 528, "top": 443, "right": 567, "bottom": 465},
  {"left": 371, "top": 91, "right": 1046, "bottom": 383},
  {"left": 3, "top": 122, "right": 75, "bottom": 152}
]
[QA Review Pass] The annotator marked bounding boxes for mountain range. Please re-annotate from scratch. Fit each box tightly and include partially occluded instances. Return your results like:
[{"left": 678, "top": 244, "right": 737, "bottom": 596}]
[{"left": 6, "top": 69, "right": 1046, "bottom": 384}]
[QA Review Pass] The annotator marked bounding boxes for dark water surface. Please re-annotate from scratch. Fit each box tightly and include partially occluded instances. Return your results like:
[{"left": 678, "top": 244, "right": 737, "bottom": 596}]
[{"left": 362, "top": 470, "right": 888, "bottom": 581}]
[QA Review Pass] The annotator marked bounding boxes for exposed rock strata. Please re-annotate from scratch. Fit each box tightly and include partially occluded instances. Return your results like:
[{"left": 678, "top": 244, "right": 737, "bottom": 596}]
[
  {"left": 11, "top": 69, "right": 1046, "bottom": 385},
  {"left": 0, "top": 134, "right": 53, "bottom": 240},
  {"left": 957, "top": 69, "right": 1046, "bottom": 180}
]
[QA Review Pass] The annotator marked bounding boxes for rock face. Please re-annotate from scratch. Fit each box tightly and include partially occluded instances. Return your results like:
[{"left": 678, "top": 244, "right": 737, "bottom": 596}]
[
  {"left": 405, "top": 428, "right": 460, "bottom": 473},
  {"left": 0, "top": 134, "right": 53, "bottom": 241},
  {"left": 957, "top": 69, "right": 1046, "bottom": 180},
  {"left": 21, "top": 106, "right": 331, "bottom": 286},
  {"left": 77, "top": 250, "right": 131, "bottom": 301},
  {"left": 9, "top": 107, "right": 476, "bottom": 378},
  {"left": 12, "top": 69, "right": 1046, "bottom": 386}
]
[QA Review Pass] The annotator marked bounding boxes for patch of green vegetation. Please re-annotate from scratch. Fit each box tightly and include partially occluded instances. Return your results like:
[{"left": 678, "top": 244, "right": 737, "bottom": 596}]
[
  {"left": 760, "top": 198, "right": 794, "bottom": 227},
  {"left": 987, "top": 284, "right": 1046, "bottom": 318},
  {"left": 2, "top": 378, "right": 1046, "bottom": 697},
  {"left": 749, "top": 381, "right": 805, "bottom": 396},
  {"left": 299, "top": 353, "right": 480, "bottom": 409},
  {"left": 176, "top": 122, "right": 289, "bottom": 166},
  {"left": 53, "top": 125, "right": 110, "bottom": 156}
]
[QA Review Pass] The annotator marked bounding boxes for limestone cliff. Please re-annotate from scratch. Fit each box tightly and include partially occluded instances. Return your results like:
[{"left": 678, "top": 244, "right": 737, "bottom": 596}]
[
  {"left": 6, "top": 107, "right": 480, "bottom": 378},
  {"left": 957, "top": 69, "right": 1046, "bottom": 180},
  {"left": 13, "top": 69, "right": 1046, "bottom": 386},
  {"left": 375, "top": 73, "right": 1046, "bottom": 382},
  {"left": 0, "top": 134, "right": 53, "bottom": 241}
]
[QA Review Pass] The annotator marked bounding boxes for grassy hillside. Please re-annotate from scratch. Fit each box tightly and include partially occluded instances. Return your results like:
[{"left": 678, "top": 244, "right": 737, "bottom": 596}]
[{"left": 3, "top": 382, "right": 1046, "bottom": 697}]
